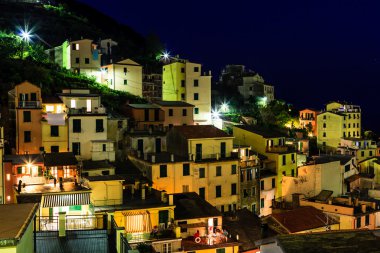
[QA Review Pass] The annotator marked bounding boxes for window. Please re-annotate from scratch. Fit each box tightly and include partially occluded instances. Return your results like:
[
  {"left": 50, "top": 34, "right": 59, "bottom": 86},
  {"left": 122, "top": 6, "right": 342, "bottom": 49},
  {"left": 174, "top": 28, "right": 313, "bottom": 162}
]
[
  {"left": 261, "top": 198, "right": 265, "bottom": 208},
  {"left": 199, "top": 187, "right": 205, "bottom": 199},
  {"left": 323, "top": 123, "right": 326, "bottom": 128},
  {"left": 75, "top": 57, "right": 79, "bottom": 64},
  {"left": 194, "top": 67, "right": 199, "bottom": 72},
  {"left": 117, "top": 120, "right": 123, "bottom": 129},
  {"left": 72, "top": 43, "right": 79, "bottom": 50},
  {"left": 182, "top": 109, "right": 187, "bottom": 116},
  {"left": 124, "top": 79, "right": 127, "bottom": 85},
  {"left": 24, "top": 131, "right": 31, "bottom": 143},
  {"left": 199, "top": 167, "right": 205, "bottom": 178},
  {"left": 162, "top": 243, "right": 172, "bottom": 253},
  {"left": 369, "top": 151, "right": 373, "bottom": 156},
  {"left": 247, "top": 169, "right": 253, "bottom": 181},
  {"left": 102, "top": 170, "right": 110, "bottom": 175},
  {"left": 216, "top": 166, "right": 222, "bottom": 176},
  {"left": 71, "top": 99, "right": 76, "bottom": 108},
  {"left": 72, "top": 142, "right": 80, "bottom": 155},
  {"left": 124, "top": 67, "right": 127, "bottom": 74},
  {"left": 231, "top": 165, "right": 237, "bottom": 174},
  {"left": 169, "top": 109, "right": 173, "bottom": 116},
  {"left": 181, "top": 80, "right": 185, "bottom": 87},
  {"left": 323, "top": 132, "right": 326, "bottom": 137},
  {"left": 86, "top": 99, "right": 91, "bottom": 112},
  {"left": 194, "top": 79, "right": 199, "bottom": 87},
  {"left": 282, "top": 155, "right": 286, "bottom": 165},
  {"left": 291, "top": 153, "right": 295, "bottom": 162},
  {"left": 73, "top": 119, "right": 81, "bottom": 133},
  {"left": 51, "top": 146, "right": 59, "bottom": 153},
  {"left": 291, "top": 169, "right": 295, "bottom": 177},
  {"left": 323, "top": 115, "right": 326, "bottom": 119},
  {"left": 361, "top": 151, "right": 365, "bottom": 157},
  {"left": 103, "top": 144, "right": 106, "bottom": 152},
  {"left": 85, "top": 58, "right": 90, "bottom": 64},
  {"left": 231, "top": 183, "right": 237, "bottom": 195},
  {"left": 365, "top": 215, "right": 370, "bottom": 226},
  {"left": 194, "top": 93, "right": 199, "bottom": 100},
  {"left": 272, "top": 178, "right": 276, "bottom": 188},
  {"left": 356, "top": 217, "right": 361, "bottom": 228},
  {"left": 243, "top": 189, "right": 250, "bottom": 197},
  {"left": 181, "top": 93, "right": 185, "bottom": 100},
  {"left": 46, "top": 105, "right": 54, "bottom": 112},
  {"left": 181, "top": 67, "right": 185, "bottom": 73},
  {"left": 345, "top": 164, "right": 350, "bottom": 172},
  {"left": 178, "top": 221, "right": 187, "bottom": 233},
  {"left": 23, "top": 111, "right": 31, "bottom": 122},
  {"left": 252, "top": 187, "right": 256, "bottom": 196},
  {"left": 183, "top": 163, "right": 190, "bottom": 176},
  {"left": 96, "top": 119, "right": 104, "bottom": 132},
  {"left": 160, "top": 165, "right": 167, "bottom": 177},
  {"left": 182, "top": 185, "right": 189, "bottom": 192},
  {"left": 261, "top": 180, "right": 264, "bottom": 190},
  {"left": 50, "top": 126, "right": 59, "bottom": 137},
  {"left": 216, "top": 185, "right": 222, "bottom": 198},
  {"left": 194, "top": 108, "right": 199, "bottom": 114},
  {"left": 348, "top": 123, "right": 351, "bottom": 128}
]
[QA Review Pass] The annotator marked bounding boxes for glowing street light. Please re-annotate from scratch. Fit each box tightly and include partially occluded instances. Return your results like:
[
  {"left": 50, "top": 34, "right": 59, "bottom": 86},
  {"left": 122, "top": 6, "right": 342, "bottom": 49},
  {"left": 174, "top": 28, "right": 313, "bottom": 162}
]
[
  {"left": 20, "top": 30, "right": 31, "bottom": 42},
  {"left": 220, "top": 102, "right": 229, "bottom": 113}
]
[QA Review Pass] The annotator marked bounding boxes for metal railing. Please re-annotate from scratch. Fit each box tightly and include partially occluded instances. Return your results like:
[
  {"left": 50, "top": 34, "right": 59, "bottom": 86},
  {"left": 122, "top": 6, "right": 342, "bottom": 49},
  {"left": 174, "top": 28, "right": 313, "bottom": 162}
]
[
  {"left": 37, "top": 216, "right": 59, "bottom": 231},
  {"left": 18, "top": 101, "right": 41, "bottom": 108},
  {"left": 36, "top": 214, "right": 106, "bottom": 231}
]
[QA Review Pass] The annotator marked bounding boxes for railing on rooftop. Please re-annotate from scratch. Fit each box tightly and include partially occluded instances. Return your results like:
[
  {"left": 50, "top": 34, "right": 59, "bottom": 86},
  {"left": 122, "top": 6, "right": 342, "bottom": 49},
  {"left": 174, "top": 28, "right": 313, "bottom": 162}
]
[
  {"left": 18, "top": 101, "right": 41, "bottom": 108},
  {"left": 68, "top": 107, "right": 106, "bottom": 115},
  {"left": 36, "top": 214, "right": 106, "bottom": 231}
]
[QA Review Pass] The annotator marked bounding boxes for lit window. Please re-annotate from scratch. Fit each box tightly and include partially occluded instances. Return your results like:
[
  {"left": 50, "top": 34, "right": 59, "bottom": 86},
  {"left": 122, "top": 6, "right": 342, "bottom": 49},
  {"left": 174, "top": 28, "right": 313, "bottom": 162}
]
[
  {"left": 6, "top": 174, "right": 10, "bottom": 181},
  {"left": 7, "top": 196, "right": 10, "bottom": 202},
  {"left": 56, "top": 105, "right": 62, "bottom": 113},
  {"left": 86, "top": 99, "right": 91, "bottom": 112},
  {"left": 46, "top": 105, "right": 54, "bottom": 112},
  {"left": 71, "top": 99, "right": 76, "bottom": 108}
]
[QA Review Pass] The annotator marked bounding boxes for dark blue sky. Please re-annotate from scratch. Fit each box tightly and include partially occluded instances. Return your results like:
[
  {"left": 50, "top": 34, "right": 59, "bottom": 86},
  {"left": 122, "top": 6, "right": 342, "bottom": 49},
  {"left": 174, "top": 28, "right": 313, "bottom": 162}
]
[{"left": 79, "top": 0, "right": 380, "bottom": 134}]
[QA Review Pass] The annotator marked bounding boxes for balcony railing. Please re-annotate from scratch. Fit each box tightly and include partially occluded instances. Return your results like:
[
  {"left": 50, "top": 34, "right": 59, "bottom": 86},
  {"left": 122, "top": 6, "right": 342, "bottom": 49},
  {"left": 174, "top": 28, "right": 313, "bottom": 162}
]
[
  {"left": 36, "top": 214, "right": 106, "bottom": 231},
  {"left": 18, "top": 101, "right": 41, "bottom": 108},
  {"left": 68, "top": 107, "right": 106, "bottom": 115}
]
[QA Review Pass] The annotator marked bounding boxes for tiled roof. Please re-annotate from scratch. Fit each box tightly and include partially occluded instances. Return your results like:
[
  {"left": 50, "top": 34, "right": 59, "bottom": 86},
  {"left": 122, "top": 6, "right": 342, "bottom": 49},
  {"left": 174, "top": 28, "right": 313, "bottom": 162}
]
[
  {"left": 153, "top": 100, "right": 194, "bottom": 107},
  {"left": 128, "top": 103, "right": 161, "bottom": 109},
  {"left": 234, "top": 125, "right": 287, "bottom": 138},
  {"left": 42, "top": 96, "right": 63, "bottom": 104},
  {"left": 0, "top": 203, "right": 39, "bottom": 240},
  {"left": 82, "top": 160, "right": 114, "bottom": 170},
  {"left": 173, "top": 192, "right": 221, "bottom": 220},
  {"left": 44, "top": 152, "right": 77, "bottom": 166},
  {"left": 4, "top": 154, "right": 43, "bottom": 164},
  {"left": 173, "top": 125, "right": 232, "bottom": 139},
  {"left": 312, "top": 155, "right": 353, "bottom": 165},
  {"left": 271, "top": 206, "right": 338, "bottom": 233}
]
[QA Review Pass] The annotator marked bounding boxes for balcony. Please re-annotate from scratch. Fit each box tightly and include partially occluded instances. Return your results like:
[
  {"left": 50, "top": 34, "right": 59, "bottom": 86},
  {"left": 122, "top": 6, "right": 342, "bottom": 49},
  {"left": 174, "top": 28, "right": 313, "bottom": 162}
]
[
  {"left": 266, "top": 145, "right": 290, "bottom": 153},
  {"left": 68, "top": 107, "right": 106, "bottom": 115},
  {"left": 18, "top": 101, "right": 41, "bottom": 108}
]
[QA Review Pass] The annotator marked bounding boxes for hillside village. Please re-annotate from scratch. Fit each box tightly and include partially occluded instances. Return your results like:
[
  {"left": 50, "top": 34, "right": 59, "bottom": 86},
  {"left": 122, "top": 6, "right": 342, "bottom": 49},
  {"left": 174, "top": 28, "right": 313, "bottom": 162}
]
[{"left": 1, "top": 1, "right": 380, "bottom": 253}]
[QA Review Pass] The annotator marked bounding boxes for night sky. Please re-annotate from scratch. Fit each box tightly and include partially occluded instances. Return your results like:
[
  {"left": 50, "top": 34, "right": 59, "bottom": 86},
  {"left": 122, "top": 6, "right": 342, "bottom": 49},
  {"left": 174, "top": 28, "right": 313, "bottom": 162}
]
[{"left": 79, "top": 0, "right": 380, "bottom": 134}]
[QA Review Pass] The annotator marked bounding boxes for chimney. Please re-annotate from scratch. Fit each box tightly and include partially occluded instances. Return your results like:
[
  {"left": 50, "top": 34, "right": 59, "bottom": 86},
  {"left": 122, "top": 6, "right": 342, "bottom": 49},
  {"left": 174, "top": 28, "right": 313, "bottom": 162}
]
[
  {"left": 328, "top": 199, "right": 333, "bottom": 205},
  {"left": 292, "top": 193, "right": 300, "bottom": 209},
  {"left": 171, "top": 154, "right": 174, "bottom": 162},
  {"left": 151, "top": 155, "right": 155, "bottom": 163},
  {"left": 361, "top": 204, "right": 366, "bottom": 213},
  {"left": 141, "top": 188, "right": 146, "bottom": 200},
  {"left": 169, "top": 195, "right": 173, "bottom": 206}
]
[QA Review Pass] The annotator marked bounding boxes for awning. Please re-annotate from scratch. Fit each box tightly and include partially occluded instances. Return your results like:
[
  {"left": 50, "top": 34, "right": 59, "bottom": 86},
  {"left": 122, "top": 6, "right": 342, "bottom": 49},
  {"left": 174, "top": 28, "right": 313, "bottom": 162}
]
[
  {"left": 178, "top": 222, "right": 207, "bottom": 228},
  {"left": 122, "top": 210, "right": 152, "bottom": 233},
  {"left": 43, "top": 192, "right": 91, "bottom": 207}
]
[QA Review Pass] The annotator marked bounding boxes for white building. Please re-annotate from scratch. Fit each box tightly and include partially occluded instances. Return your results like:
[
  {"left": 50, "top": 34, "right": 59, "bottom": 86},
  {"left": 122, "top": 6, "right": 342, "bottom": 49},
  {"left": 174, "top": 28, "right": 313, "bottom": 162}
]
[
  {"left": 58, "top": 89, "right": 115, "bottom": 161},
  {"left": 101, "top": 59, "right": 143, "bottom": 97},
  {"left": 239, "top": 73, "right": 274, "bottom": 104}
]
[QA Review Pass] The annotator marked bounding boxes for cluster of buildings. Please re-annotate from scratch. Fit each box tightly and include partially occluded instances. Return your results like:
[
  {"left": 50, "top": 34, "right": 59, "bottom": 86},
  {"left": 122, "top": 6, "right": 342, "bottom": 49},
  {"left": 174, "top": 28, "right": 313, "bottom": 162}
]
[{"left": 0, "top": 38, "right": 380, "bottom": 252}]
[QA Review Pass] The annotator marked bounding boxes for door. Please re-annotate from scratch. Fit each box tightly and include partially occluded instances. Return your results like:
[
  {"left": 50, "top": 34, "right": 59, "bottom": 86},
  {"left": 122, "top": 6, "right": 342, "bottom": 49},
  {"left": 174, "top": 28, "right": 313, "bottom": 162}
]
[
  {"left": 196, "top": 144, "right": 202, "bottom": 160},
  {"left": 137, "top": 139, "right": 144, "bottom": 155},
  {"left": 220, "top": 142, "right": 226, "bottom": 158},
  {"left": 155, "top": 138, "right": 161, "bottom": 153}
]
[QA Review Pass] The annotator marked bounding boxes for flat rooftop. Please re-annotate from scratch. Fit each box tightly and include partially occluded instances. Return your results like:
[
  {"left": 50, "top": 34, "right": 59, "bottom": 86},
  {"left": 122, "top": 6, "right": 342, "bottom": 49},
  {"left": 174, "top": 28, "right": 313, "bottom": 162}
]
[{"left": 18, "top": 182, "right": 90, "bottom": 194}]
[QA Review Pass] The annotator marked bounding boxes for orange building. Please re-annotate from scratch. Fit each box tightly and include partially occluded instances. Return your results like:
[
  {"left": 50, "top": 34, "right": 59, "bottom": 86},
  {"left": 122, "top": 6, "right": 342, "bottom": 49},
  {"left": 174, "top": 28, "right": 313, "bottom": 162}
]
[
  {"left": 153, "top": 100, "right": 195, "bottom": 128},
  {"left": 12, "top": 81, "right": 42, "bottom": 154},
  {"left": 299, "top": 108, "right": 319, "bottom": 137},
  {"left": 124, "top": 104, "right": 165, "bottom": 131}
]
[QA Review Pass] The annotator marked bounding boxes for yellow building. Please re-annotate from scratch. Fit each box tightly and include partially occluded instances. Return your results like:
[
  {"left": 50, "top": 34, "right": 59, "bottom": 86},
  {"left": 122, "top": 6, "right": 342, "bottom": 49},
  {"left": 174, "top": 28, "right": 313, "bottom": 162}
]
[
  {"left": 337, "top": 138, "right": 377, "bottom": 162},
  {"left": 162, "top": 60, "right": 211, "bottom": 125},
  {"left": 84, "top": 175, "right": 124, "bottom": 206},
  {"left": 101, "top": 58, "right": 143, "bottom": 97},
  {"left": 233, "top": 125, "right": 297, "bottom": 198},
  {"left": 41, "top": 96, "right": 68, "bottom": 153},
  {"left": 300, "top": 197, "right": 379, "bottom": 230},
  {"left": 317, "top": 101, "right": 361, "bottom": 149},
  {"left": 359, "top": 157, "right": 380, "bottom": 184}
]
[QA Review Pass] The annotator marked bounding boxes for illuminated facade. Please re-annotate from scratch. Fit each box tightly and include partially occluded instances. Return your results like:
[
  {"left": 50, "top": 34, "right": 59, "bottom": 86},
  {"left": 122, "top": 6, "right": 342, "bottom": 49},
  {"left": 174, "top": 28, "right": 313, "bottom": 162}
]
[
  {"left": 58, "top": 89, "right": 115, "bottom": 161},
  {"left": 153, "top": 101, "right": 195, "bottom": 128},
  {"left": 162, "top": 60, "right": 211, "bottom": 125},
  {"left": 337, "top": 138, "right": 377, "bottom": 162},
  {"left": 299, "top": 108, "right": 319, "bottom": 137},
  {"left": 317, "top": 101, "right": 361, "bottom": 149},
  {"left": 11, "top": 81, "right": 43, "bottom": 154},
  {"left": 101, "top": 59, "right": 143, "bottom": 97},
  {"left": 41, "top": 96, "right": 68, "bottom": 153},
  {"left": 233, "top": 125, "right": 297, "bottom": 198}
]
